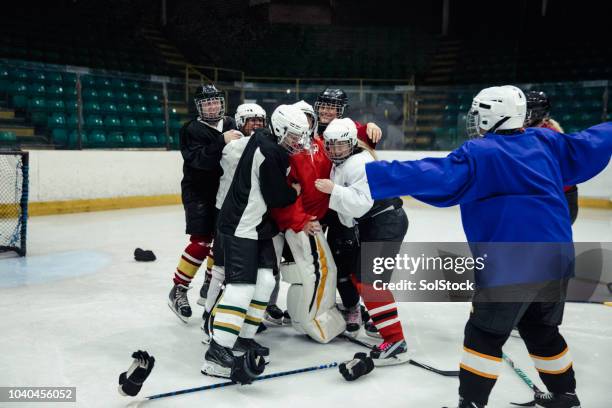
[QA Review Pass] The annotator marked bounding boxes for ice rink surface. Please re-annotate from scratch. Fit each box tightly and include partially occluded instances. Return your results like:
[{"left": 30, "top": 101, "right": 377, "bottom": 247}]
[{"left": 1, "top": 201, "right": 611, "bottom": 407}]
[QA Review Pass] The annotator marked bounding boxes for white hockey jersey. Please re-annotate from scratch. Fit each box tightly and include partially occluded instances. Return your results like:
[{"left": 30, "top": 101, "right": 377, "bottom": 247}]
[
  {"left": 329, "top": 150, "right": 375, "bottom": 227},
  {"left": 215, "top": 135, "right": 249, "bottom": 210}
]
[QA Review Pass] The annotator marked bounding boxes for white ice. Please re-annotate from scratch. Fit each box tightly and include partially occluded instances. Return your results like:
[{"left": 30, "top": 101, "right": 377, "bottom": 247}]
[{"left": 0, "top": 201, "right": 611, "bottom": 408}]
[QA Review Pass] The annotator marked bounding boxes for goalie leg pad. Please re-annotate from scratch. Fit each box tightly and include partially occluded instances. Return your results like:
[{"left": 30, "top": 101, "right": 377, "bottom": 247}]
[{"left": 283, "top": 230, "right": 346, "bottom": 343}]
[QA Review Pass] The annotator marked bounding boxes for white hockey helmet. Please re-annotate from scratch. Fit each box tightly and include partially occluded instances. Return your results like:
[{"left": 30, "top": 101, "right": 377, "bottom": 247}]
[
  {"left": 466, "top": 85, "right": 527, "bottom": 138},
  {"left": 292, "top": 100, "right": 317, "bottom": 137},
  {"left": 270, "top": 104, "right": 310, "bottom": 155},
  {"left": 322, "top": 118, "right": 357, "bottom": 164},
  {"left": 235, "top": 103, "right": 267, "bottom": 129}
]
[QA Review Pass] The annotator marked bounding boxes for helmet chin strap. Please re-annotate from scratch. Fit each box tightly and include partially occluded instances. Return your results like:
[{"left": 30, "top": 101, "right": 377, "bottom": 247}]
[
  {"left": 317, "top": 122, "right": 328, "bottom": 135},
  {"left": 488, "top": 116, "right": 511, "bottom": 134}
]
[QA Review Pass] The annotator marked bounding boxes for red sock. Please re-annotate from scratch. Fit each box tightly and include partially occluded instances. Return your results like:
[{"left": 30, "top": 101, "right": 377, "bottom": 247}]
[
  {"left": 353, "top": 277, "right": 405, "bottom": 344},
  {"left": 173, "top": 234, "right": 212, "bottom": 286}
]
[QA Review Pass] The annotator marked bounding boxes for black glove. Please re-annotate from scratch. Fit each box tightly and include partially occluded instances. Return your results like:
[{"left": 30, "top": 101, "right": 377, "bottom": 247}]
[
  {"left": 339, "top": 352, "right": 374, "bottom": 381},
  {"left": 118, "top": 350, "right": 155, "bottom": 396},
  {"left": 230, "top": 350, "right": 266, "bottom": 385},
  {"left": 134, "top": 248, "right": 156, "bottom": 262}
]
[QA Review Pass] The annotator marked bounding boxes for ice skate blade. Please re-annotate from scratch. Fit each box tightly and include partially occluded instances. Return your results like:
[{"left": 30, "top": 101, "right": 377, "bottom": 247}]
[
  {"left": 342, "top": 329, "right": 360, "bottom": 339},
  {"left": 372, "top": 352, "right": 410, "bottom": 367},
  {"left": 365, "top": 330, "right": 382, "bottom": 339},
  {"left": 200, "top": 361, "right": 231, "bottom": 378},
  {"left": 167, "top": 301, "right": 189, "bottom": 323},
  {"left": 264, "top": 315, "right": 283, "bottom": 326},
  {"left": 200, "top": 322, "right": 211, "bottom": 344}
]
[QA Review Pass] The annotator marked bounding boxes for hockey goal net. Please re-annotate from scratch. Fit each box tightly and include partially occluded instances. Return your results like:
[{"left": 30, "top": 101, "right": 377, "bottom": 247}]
[{"left": 0, "top": 151, "right": 28, "bottom": 256}]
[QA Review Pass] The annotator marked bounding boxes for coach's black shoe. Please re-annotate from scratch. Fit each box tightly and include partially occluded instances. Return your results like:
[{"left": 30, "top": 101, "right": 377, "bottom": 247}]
[{"left": 534, "top": 391, "right": 581, "bottom": 408}]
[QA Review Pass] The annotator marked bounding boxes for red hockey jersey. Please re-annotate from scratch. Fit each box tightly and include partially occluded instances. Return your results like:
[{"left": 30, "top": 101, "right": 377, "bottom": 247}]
[{"left": 271, "top": 121, "right": 374, "bottom": 232}]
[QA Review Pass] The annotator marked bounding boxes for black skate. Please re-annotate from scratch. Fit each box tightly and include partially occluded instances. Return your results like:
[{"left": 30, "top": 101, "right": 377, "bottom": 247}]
[
  {"left": 233, "top": 337, "right": 270, "bottom": 364},
  {"left": 343, "top": 304, "right": 362, "bottom": 338},
  {"left": 168, "top": 284, "right": 192, "bottom": 323},
  {"left": 197, "top": 271, "right": 212, "bottom": 307},
  {"left": 264, "top": 304, "right": 284, "bottom": 325},
  {"left": 443, "top": 397, "right": 485, "bottom": 408},
  {"left": 201, "top": 339, "right": 234, "bottom": 378},
  {"left": 364, "top": 320, "right": 382, "bottom": 339},
  {"left": 534, "top": 391, "right": 581, "bottom": 408},
  {"left": 370, "top": 339, "right": 409, "bottom": 366},
  {"left": 201, "top": 310, "right": 213, "bottom": 344},
  {"left": 282, "top": 309, "right": 291, "bottom": 325}
]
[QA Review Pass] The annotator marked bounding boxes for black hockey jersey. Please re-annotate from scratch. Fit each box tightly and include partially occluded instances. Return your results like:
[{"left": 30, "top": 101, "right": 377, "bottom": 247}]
[
  {"left": 218, "top": 128, "right": 297, "bottom": 240},
  {"left": 179, "top": 117, "right": 236, "bottom": 205}
]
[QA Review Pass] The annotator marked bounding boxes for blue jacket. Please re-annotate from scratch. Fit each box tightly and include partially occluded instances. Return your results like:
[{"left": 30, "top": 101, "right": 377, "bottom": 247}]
[{"left": 365, "top": 123, "right": 612, "bottom": 286}]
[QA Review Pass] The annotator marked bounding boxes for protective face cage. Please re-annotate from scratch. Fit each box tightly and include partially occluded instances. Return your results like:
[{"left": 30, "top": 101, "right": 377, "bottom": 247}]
[
  {"left": 324, "top": 139, "right": 354, "bottom": 164},
  {"left": 280, "top": 131, "right": 307, "bottom": 155},
  {"left": 195, "top": 96, "right": 225, "bottom": 123},
  {"left": 466, "top": 108, "right": 482, "bottom": 139},
  {"left": 314, "top": 99, "right": 347, "bottom": 123}
]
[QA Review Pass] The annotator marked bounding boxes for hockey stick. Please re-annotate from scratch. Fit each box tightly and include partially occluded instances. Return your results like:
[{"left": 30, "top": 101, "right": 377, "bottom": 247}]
[
  {"left": 340, "top": 334, "right": 459, "bottom": 377},
  {"left": 502, "top": 353, "right": 542, "bottom": 407},
  {"left": 135, "top": 362, "right": 338, "bottom": 403}
]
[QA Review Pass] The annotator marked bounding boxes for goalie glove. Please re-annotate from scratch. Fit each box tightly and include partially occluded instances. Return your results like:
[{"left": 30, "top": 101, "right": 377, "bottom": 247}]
[
  {"left": 118, "top": 350, "right": 155, "bottom": 396},
  {"left": 339, "top": 352, "right": 374, "bottom": 381}
]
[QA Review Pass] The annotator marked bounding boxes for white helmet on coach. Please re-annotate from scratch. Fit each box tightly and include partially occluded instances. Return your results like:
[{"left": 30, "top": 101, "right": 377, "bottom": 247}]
[
  {"left": 322, "top": 118, "right": 357, "bottom": 164},
  {"left": 466, "top": 85, "right": 527, "bottom": 138},
  {"left": 235, "top": 103, "right": 267, "bottom": 129},
  {"left": 292, "top": 100, "right": 317, "bottom": 137},
  {"left": 270, "top": 104, "right": 310, "bottom": 155}
]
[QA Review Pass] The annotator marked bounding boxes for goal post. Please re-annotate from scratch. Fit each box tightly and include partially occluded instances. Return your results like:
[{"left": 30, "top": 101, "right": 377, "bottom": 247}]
[{"left": 0, "top": 151, "right": 29, "bottom": 256}]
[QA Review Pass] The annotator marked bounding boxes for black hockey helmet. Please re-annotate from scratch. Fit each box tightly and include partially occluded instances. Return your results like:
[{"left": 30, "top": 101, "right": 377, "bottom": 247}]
[
  {"left": 194, "top": 84, "right": 225, "bottom": 123},
  {"left": 524, "top": 90, "right": 551, "bottom": 127},
  {"left": 314, "top": 88, "right": 349, "bottom": 134}
]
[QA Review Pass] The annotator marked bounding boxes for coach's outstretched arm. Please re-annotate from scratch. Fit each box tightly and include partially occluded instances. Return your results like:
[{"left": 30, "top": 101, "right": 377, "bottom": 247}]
[
  {"left": 554, "top": 122, "right": 612, "bottom": 185},
  {"left": 365, "top": 146, "right": 480, "bottom": 207}
]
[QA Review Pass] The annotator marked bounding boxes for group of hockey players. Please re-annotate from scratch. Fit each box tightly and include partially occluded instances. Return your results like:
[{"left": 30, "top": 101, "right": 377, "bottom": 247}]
[
  {"left": 168, "top": 84, "right": 409, "bottom": 381},
  {"left": 164, "top": 82, "right": 611, "bottom": 407}
]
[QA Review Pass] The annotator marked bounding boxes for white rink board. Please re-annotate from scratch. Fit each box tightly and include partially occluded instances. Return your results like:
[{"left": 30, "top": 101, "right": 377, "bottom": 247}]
[{"left": 26, "top": 149, "right": 611, "bottom": 203}]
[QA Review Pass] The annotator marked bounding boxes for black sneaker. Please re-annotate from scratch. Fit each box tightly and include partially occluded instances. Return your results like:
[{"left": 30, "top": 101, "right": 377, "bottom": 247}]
[
  {"left": 264, "top": 304, "right": 284, "bottom": 325},
  {"left": 233, "top": 337, "right": 270, "bottom": 363},
  {"left": 201, "top": 339, "right": 235, "bottom": 378},
  {"left": 282, "top": 310, "right": 291, "bottom": 325},
  {"left": 168, "top": 284, "right": 192, "bottom": 323},
  {"left": 534, "top": 391, "right": 581, "bottom": 408}
]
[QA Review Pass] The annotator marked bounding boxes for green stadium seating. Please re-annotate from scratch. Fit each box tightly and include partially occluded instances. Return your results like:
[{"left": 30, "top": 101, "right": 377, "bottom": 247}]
[
  {"left": 0, "top": 131, "right": 17, "bottom": 143},
  {"left": 83, "top": 101, "right": 101, "bottom": 114},
  {"left": 104, "top": 116, "right": 121, "bottom": 130},
  {"left": 99, "top": 90, "right": 115, "bottom": 101},
  {"left": 107, "top": 132, "right": 125, "bottom": 147},
  {"left": 47, "top": 112, "right": 66, "bottom": 128},
  {"left": 101, "top": 102, "right": 118, "bottom": 114},
  {"left": 117, "top": 103, "right": 133, "bottom": 113},
  {"left": 137, "top": 118, "right": 154, "bottom": 131},
  {"left": 87, "top": 130, "right": 106, "bottom": 147},
  {"left": 51, "top": 128, "right": 68, "bottom": 145},
  {"left": 121, "top": 117, "right": 138, "bottom": 130},
  {"left": 47, "top": 99, "right": 65, "bottom": 112},
  {"left": 133, "top": 104, "right": 148, "bottom": 116},
  {"left": 124, "top": 131, "right": 142, "bottom": 147},
  {"left": 142, "top": 132, "right": 158, "bottom": 147},
  {"left": 85, "top": 115, "right": 104, "bottom": 129}
]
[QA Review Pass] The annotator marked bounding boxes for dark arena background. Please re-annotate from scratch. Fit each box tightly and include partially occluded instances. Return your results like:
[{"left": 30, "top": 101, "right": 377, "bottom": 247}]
[{"left": 0, "top": 1, "right": 610, "bottom": 407}]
